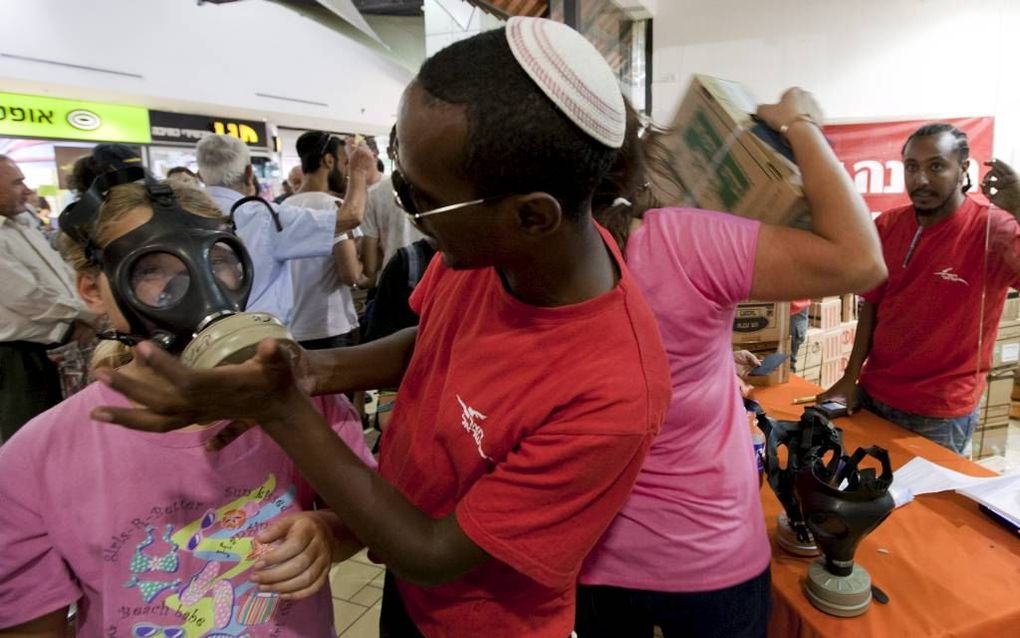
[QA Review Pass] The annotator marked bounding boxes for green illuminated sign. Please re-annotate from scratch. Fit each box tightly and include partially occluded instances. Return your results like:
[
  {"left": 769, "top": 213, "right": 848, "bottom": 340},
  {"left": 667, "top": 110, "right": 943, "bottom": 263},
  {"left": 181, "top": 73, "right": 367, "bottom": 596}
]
[{"left": 0, "top": 92, "right": 151, "bottom": 143}]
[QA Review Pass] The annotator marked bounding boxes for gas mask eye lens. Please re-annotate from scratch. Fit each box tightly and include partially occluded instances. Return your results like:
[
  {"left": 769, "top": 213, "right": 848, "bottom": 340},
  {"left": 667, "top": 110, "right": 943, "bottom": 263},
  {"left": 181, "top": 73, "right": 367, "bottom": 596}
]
[
  {"left": 210, "top": 241, "right": 246, "bottom": 292},
  {"left": 130, "top": 252, "right": 191, "bottom": 308}
]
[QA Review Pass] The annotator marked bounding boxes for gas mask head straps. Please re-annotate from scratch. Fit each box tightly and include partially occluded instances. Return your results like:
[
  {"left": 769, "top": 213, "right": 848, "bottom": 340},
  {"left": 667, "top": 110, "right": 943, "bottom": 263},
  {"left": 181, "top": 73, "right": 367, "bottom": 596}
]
[{"left": 60, "top": 164, "right": 150, "bottom": 266}]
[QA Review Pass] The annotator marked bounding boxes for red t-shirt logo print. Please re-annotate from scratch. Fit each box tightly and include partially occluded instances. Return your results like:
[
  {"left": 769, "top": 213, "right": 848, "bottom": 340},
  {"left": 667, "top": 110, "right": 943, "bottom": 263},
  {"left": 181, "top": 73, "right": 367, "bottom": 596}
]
[
  {"left": 934, "top": 267, "right": 969, "bottom": 285},
  {"left": 456, "top": 395, "right": 493, "bottom": 461}
]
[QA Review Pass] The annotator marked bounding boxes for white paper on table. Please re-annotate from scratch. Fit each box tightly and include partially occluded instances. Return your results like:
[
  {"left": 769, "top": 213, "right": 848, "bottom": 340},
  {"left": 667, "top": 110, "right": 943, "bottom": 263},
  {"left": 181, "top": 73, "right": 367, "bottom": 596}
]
[
  {"left": 957, "top": 473, "right": 1020, "bottom": 528},
  {"left": 890, "top": 457, "right": 991, "bottom": 507}
]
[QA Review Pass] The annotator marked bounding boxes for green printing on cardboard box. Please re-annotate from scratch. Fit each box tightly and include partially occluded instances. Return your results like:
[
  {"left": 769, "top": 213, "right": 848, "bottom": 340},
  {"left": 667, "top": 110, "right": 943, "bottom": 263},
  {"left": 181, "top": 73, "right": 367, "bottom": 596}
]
[{"left": 683, "top": 110, "right": 750, "bottom": 209}]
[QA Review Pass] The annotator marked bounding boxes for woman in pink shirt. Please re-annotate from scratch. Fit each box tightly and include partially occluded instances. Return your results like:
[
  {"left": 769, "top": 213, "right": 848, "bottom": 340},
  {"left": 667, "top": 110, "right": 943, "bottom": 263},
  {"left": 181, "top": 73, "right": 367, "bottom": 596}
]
[{"left": 576, "top": 89, "right": 887, "bottom": 637}]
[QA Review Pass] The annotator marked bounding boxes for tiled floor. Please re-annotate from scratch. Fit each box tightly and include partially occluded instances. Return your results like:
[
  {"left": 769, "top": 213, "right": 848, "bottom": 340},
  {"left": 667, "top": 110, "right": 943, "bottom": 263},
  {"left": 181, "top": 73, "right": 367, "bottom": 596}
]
[{"left": 331, "top": 548, "right": 385, "bottom": 637}]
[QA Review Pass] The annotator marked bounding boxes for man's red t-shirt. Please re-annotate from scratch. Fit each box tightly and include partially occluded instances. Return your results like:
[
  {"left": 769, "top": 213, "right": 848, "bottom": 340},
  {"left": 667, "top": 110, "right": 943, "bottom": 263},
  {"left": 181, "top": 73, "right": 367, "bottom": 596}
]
[
  {"left": 376, "top": 227, "right": 671, "bottom": 638},
  {"left": 860, "top": 198, "right": 1020, "bottom": 417}
]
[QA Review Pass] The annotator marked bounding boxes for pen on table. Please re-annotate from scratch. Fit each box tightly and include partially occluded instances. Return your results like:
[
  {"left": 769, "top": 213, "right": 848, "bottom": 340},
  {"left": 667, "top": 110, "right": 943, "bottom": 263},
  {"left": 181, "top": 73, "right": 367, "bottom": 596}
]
[{"left": 792, "top": 396, "right": 817, "bottom": 405}]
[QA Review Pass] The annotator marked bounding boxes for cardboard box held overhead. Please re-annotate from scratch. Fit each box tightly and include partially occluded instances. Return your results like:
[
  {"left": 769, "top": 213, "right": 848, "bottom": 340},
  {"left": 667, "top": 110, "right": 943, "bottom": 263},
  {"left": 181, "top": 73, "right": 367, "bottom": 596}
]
[{"left": 646, "top": 74, "right": 809, "bottom": 227}]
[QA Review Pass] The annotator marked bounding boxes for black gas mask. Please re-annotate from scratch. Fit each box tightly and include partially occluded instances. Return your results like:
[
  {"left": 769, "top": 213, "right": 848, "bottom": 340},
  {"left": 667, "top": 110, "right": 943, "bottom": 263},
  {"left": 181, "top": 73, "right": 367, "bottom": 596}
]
[
  {"left": 752, "top": 403, "right": 843, "bottom": 556},
  {"left": 61, "top": 167, "right": 294, "bottom": 367},
  {"left": 797, "top": 445, "right": 895, "bottom": 617},
  {"left": 752, "top": 400, "right": 896, "bottom": 617}
]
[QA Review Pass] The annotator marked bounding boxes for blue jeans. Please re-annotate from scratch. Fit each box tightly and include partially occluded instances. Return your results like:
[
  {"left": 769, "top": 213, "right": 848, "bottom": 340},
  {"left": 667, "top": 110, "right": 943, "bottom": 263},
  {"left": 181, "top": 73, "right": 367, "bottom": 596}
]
[
  {"left": 857, "top": 388, "right": 977, "bottom": 454},
  {"left": 575, "top": 567, "right": 771, "bottom": 638},
  {"left": 789, "top": 308, "right": 809, "bottom": 373}
]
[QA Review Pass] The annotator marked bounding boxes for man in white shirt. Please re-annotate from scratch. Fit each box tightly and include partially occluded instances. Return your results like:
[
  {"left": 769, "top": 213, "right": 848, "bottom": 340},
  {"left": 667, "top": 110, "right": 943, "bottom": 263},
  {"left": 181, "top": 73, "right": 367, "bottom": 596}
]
[
  {"left": 360, "top": 127, "right": 425, "bottom": 285},
  {"left": 0, "top": 156, "right": 97, "bottom": 441},
  {"left": 285, "top": 132, "right": 372, "bottom": 349},
  {"left": 196, "top": 135, "right": 363, "bottom": 326}
]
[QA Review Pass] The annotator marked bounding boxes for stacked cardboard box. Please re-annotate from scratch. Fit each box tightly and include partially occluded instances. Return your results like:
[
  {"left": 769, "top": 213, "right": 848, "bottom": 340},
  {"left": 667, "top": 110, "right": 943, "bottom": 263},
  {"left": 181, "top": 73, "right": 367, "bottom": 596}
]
[
  {"left": 809, "top": 297, "right": 842, "bottom": 331},
  {"left": 646, "top": 74, "right": 809, "bottom": 228},
  {"left": 839, "top": 321, "right": 857, "bottom": 356},
  {"left": 841, "top": 294, "right": 860, "bottom": 323},
  {"left": 733, "top": 301, "right": 791, "bottom": 387},
  {"left": 1001, "top": 289, "right": 1020, "bottom": 324},
  {"left": 975, "top": 368, "right": 1014, "bottom": 459},
  {"left": 1011, "top": 380, "right": 1020, "bottom": 420},
  {"left": 795, "top": 296, "right": 860, "bottom": 388},
  {"left": 992, "top": 319, "right": 1020, "bottom": 369},
  {"left": 733, "top": 302, "right": 790, "bottom": 345},
  {"left": 978, "top": 369, "right": 1012, "bottom": 423},
  {"left": 796, "top": 327, "right": 824, "bottom": 386},
  {"left": 974, "top": 301, "right": 1020, "bottom": 458}
]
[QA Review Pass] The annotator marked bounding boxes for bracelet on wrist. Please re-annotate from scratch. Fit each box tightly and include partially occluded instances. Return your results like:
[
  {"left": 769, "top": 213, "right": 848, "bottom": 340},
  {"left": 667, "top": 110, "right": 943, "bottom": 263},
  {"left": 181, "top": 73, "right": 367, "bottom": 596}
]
[{"left": 779, "top": 113, "right": 822, "bottom": 138}]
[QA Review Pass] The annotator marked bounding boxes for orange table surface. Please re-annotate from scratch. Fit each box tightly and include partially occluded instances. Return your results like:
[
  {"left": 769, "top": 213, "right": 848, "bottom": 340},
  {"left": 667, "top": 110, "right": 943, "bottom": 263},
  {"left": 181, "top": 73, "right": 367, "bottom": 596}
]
[{"left": 753, "top": 376, "right": 1020, "bottom": 638}]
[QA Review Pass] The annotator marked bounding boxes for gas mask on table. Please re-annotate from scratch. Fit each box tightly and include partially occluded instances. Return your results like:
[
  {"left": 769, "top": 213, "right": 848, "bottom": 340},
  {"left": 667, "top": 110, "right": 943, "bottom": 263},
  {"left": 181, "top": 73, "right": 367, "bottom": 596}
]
[
  {"left": 797, "top": 445, "right": 895, "bottom": 617},
  {"left": 754, "top": 405, "right": 843, "bottom": 556}
]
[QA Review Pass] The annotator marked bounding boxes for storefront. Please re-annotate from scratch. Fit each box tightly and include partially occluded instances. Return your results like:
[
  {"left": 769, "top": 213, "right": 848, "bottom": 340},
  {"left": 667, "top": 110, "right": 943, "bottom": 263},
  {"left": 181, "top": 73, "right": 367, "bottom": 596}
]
[
  {"left": 0, "top": 91, "right": 151, "bottom": 218},
  {"left": 148, "top": 109, "right": 279, "bottom": 198}
]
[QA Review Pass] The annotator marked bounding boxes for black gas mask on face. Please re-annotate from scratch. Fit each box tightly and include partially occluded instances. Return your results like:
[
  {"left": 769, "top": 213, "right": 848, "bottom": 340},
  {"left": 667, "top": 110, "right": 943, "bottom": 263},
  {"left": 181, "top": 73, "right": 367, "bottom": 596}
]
[{"left": 61, "top": 167, "right": 295, "bottom": 367}]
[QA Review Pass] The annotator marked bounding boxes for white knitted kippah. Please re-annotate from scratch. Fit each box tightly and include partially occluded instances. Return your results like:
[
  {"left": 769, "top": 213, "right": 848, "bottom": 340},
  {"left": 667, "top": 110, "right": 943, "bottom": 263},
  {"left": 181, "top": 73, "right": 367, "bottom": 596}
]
[{"left": 505, "top": 17, "right": 626, "bottom": 149}]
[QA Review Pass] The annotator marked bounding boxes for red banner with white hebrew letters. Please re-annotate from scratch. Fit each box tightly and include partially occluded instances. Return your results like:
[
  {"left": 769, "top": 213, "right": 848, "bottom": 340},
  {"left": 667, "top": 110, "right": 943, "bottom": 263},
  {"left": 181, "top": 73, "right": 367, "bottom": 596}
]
[{"left": 823, "top": 117, "right": 994, "bottom": 214}]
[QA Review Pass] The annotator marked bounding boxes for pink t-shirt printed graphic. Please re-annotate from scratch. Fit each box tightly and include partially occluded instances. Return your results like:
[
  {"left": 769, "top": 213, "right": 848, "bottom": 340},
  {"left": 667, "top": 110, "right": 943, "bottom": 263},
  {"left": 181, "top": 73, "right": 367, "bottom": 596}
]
[
  {"left": 0, "top": 382, "right": 376, "bottom": 638},
  {"left": 581, "top": 208, "right": 771, "bottom": 593}
]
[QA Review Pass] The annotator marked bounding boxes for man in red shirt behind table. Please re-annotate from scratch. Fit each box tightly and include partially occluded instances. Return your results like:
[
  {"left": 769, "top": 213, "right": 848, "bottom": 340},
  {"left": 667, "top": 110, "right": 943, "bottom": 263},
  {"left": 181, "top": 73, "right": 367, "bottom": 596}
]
[{"left": 821, "top": 123, "right": 1020, "bottom": 453}]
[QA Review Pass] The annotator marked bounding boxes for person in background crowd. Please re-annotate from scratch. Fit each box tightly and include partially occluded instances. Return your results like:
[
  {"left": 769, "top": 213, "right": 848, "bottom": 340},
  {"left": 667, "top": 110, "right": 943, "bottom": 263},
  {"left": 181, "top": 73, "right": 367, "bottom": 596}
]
[
  {"left": 820, "top": 125, "right": 1020, "bottom": 453},
  {"left": 276, "top": 178, "right": 293, "bottom": 203},
  {"left": 346, "top": 135, "right": 383, "bottom": 187},
  {"left": 23, "top": 189, "right": 50, "bottom": 226},
  {"left": 0, "top": 180, "right": 376, "bottom": 637},
  {"left": 89, "top": 19, "right": 672, "bottom": 637},
  {"left": 789, "top": 300, "right": 810, "bottom": 372},
  {"left": 68, "top": 144, "right": 142, "bottom": 196},
  {"left": 166, "top": 165, "right": 202, "bottom": 189},
  {"left": 276, "top": 165, "right": 304, "bottom": 204},
  {"left": 360, "top": 235, "right": 438, "bottom": 437},
  {"left": 0, "top": 155, "right": 99, "bottom": 442},
  {"left": 286, "top": 131, "right": 373, "bottom": 349},
  {"left": 360, "top": 126, "right": 425, "bottom": 288},
  {"left": 576, "top": 90, "right": 885, "bottom": 638},
  {"left": 196, "top": 134, "right": 363, "bottom": 326},
  {"left": 362, "top": 236, "right": 437, "bottom": 343},
  {"left": 34, "top": 193, "right": 52, "bottom": 224}
]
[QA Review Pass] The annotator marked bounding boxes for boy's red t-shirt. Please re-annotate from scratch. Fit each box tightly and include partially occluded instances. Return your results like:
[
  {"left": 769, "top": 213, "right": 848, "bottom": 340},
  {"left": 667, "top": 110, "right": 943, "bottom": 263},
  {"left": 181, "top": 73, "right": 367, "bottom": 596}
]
[
  {"left": 860, "top": 198, "right": 1020, "bottom": 417},
  {"left": 377, "top": 227, "right": 671, "bottom": 638}
]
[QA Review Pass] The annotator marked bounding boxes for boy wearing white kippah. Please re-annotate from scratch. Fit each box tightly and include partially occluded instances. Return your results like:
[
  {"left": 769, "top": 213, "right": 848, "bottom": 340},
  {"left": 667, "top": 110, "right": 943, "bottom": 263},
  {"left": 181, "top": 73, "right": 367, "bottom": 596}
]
[{"left": 91, "top": 17, "right": 671, "bottom": 638}]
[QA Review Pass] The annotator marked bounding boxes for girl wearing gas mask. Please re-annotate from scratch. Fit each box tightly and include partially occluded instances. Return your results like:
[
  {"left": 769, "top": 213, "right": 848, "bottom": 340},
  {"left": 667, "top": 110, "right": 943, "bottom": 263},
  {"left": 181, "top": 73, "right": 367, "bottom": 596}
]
[{"left": 0, "top": 180, "right": 375, "bottom": 638}]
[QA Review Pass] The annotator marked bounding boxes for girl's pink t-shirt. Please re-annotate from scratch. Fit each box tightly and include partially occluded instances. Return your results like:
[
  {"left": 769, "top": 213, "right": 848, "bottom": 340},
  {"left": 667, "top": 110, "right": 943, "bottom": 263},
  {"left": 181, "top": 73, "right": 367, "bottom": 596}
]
[{"left": 0, "top": 381, "right": 376, "bottom": 637}]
